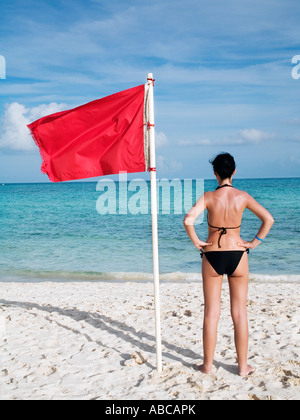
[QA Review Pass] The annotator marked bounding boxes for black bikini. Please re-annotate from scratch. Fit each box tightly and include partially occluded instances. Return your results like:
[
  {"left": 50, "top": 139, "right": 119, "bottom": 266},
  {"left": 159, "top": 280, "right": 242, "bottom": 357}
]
[
  {"left": 201, "top": 249, "right": 249, "bottom": 276},
  {"left": 201, "top": 184, "right": 249, "bottom": 276}
]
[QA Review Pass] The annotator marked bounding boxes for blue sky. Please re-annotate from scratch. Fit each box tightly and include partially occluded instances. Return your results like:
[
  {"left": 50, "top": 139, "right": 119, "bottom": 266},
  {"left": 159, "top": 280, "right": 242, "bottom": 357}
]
[{"left": 0, "top": 0, "right": 299, "bottom": 182}]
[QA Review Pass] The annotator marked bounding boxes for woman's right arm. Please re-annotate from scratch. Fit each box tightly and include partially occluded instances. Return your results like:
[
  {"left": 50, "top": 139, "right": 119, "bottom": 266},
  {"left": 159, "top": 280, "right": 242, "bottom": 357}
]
[
  {"left": 183, "top": 193, "right": 212, "bottom": 250},
  {"left": 238, "top": 194, "right": 274, "bottom": 249}
]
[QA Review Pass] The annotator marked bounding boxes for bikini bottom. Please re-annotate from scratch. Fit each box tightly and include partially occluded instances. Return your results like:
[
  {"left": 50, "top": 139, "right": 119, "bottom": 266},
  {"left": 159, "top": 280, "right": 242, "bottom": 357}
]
[{"left": 201, "top": 249, "right": 249, "bottom": 276}]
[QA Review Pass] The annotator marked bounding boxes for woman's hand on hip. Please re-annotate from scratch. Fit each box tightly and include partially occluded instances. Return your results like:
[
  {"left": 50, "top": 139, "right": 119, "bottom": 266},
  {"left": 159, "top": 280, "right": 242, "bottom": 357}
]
[
  {"left": 238, "top": 239, "right": 256, "bottom": 249},
  {"left": 193, "top": 240, "right": 213, "bottom": 251}
]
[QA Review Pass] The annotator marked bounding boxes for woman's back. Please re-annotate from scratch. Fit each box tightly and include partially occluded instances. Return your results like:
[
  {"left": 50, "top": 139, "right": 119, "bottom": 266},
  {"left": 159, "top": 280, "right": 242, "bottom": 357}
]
[{"left": 205, "top": 185, "right": 248, "bottom": 251}]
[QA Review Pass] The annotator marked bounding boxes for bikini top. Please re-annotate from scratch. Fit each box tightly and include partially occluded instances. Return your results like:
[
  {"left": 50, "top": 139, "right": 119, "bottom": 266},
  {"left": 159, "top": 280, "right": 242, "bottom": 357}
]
[{"left": 208, "top": 184, "right": 241, "bottom": 248}]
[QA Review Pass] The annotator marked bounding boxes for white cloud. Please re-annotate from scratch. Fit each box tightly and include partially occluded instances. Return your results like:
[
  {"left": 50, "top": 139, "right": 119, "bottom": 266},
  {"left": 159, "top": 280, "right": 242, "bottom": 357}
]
[
  {"left": 155, "top": 131, "right": 169, "bottom": 149},
  {"left": 0, "top": 102, "right": 67, "bottom": 151},
  {"left": 238, "top": 129, "right": 274, "bottom": 143},
  {"left": 156, "top": 155, "right": 182, "bottom": 173},
  {"left": 179, "top": 129, "right": 274, "bottom": 147},
  {"left": 178, "top": 139, "right": 211, "bottom": 146},
  {"left": 283, "top": 117, "right": 300, "bottom": 126}
]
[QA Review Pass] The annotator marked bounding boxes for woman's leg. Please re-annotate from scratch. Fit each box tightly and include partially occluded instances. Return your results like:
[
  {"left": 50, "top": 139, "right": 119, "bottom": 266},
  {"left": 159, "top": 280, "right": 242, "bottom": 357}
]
[
  {"left": 228, "top": 253, "right": 255, "bottom": 376},
  {"left": 197, "top": 256, "right": 223, "bottom": 373}
]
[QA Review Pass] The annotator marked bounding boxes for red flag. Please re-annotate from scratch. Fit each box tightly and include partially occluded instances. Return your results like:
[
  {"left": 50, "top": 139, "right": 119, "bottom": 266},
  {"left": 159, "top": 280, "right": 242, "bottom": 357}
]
[{"left": 28, "top": 84, "right": 146, "bottom": 182}]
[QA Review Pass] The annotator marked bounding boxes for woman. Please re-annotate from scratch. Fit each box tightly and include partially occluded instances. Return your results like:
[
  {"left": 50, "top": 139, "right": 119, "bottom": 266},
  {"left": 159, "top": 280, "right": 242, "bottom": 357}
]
[{"left": 184, "top": 153, "right": 274, "bottom": 376}]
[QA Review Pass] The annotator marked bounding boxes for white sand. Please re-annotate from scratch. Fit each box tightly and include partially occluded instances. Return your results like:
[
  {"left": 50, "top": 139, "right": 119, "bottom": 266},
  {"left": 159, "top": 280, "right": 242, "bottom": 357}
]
[{"left": 0, "top": 280, "right": 299, "bottom": 400}]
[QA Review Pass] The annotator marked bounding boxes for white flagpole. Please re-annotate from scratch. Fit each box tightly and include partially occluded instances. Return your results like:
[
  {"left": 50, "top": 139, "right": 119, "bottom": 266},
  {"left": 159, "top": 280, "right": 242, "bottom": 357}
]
[{"left": 146, "top": 73, "right": 163, "bottom": 373}]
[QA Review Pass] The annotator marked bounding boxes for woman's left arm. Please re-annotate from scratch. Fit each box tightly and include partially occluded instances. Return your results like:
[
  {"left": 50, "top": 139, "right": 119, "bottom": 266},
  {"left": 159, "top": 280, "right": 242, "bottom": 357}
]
[{"left": 238, "top": 193, "right": 274, "bottom": 249}]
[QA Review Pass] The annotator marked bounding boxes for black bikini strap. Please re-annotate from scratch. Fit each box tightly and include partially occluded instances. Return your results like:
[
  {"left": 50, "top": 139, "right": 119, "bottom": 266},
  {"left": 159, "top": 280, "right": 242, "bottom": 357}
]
[
  {"left": 200, "top": 248, "right": 250, "bottom": 257},
  {"left": 208, "top": 222, "right": 241, "bottom": 248},
  {"left": 218, "top": 227, "right": 227, "bottom": 248},
  {"left": 216, "top": 184, "right": 233, "bottom": 190}
]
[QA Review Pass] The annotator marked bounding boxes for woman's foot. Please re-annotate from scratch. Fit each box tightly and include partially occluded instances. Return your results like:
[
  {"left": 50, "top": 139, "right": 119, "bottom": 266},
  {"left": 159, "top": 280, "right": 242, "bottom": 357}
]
[
  {"left": 194, "top": 364, "right": 212, "bottom": 374},
  {"left": 239, "top": 365, "right": 256, "bottom": 377}
]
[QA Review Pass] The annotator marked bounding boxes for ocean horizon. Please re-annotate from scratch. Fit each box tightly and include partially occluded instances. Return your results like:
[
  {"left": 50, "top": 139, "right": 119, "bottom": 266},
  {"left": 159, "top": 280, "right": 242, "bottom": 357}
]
[
  {"left": 1, "top": 177, "right": 299, "bottom": 283},
  {"left": 2, "top": 175, "right": 300, "bottom": 184}
]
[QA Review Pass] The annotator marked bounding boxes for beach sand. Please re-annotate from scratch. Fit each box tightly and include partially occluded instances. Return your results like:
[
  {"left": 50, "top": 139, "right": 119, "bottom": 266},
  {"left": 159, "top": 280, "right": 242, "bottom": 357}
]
[{"left": 0, "top": 279, "right": 299, "bottom": 400}]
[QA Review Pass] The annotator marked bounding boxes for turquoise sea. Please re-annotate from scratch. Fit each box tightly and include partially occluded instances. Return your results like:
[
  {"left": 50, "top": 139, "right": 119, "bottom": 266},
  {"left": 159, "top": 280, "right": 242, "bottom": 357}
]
[{"left": 0, "top": 178, "right": 299, "bottom": 282}]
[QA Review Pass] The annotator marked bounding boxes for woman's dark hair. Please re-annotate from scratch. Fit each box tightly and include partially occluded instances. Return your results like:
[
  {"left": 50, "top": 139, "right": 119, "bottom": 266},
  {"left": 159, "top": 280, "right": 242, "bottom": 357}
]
[{"left": 210, "top": 152, "right": 236, "bottom": 180}]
